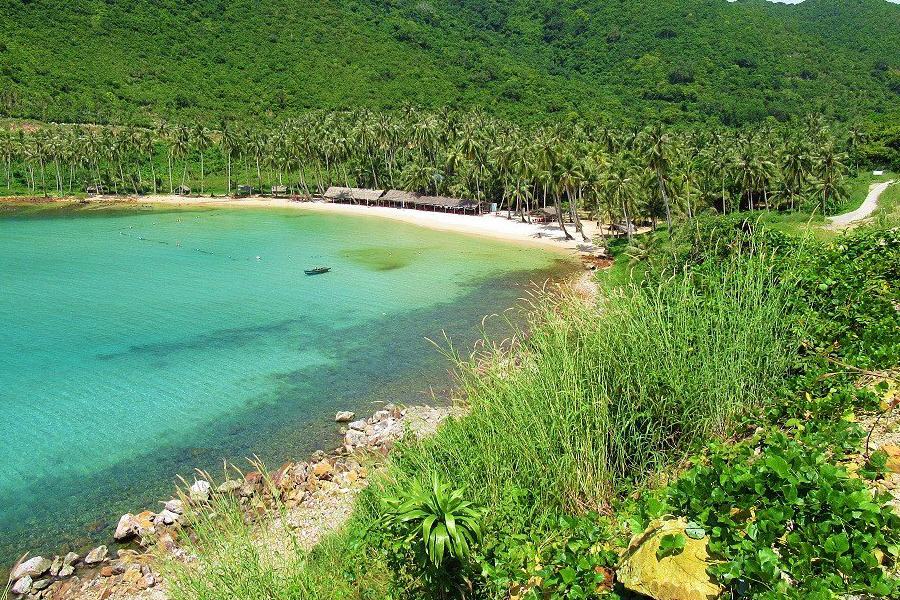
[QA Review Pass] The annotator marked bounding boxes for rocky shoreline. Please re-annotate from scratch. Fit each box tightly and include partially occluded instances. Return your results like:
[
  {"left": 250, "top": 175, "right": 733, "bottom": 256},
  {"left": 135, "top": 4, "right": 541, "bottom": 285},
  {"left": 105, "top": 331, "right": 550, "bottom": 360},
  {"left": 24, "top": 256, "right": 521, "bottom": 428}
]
[{"left": 6, "top": 403, "right": 461, "bottom": 600}]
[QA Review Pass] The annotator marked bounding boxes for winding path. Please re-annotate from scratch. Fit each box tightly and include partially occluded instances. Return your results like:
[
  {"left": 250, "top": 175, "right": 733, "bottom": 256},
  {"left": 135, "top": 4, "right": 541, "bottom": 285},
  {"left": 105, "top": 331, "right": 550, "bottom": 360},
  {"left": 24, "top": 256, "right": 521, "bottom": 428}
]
[{"left": 828, "top": 180, "right": 895, "bottom": 228}]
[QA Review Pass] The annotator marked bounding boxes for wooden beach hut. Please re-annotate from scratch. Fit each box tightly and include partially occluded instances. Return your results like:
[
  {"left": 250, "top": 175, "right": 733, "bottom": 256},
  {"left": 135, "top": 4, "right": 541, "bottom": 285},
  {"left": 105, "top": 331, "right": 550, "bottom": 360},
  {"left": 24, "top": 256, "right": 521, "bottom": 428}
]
[
  {"left": 236, "top": 184, "right": 253, "bottom": 197},
  {"left": 85, "top": 184, "right": 107, "bottom": 196},
  {"left": 175, "top": 185, "right": 192, "bottom": 196},
  {"left": 323, "top": 187, "right": 386, "bottom": 205},
  {"left": 270, "top": 184, "right": 288, "bottom": 198}
]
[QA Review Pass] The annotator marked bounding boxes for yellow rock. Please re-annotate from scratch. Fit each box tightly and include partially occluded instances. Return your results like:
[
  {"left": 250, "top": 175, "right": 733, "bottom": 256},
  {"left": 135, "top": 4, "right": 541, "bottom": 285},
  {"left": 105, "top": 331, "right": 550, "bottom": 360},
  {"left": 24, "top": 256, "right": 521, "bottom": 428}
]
[
  {"left": 617, "top": 518, "right": 722, "bottom": 600},
  {"left": 881, "top": 444, "right": 900, "bottom": 474},
  {"left": 313, "top": 462, "right": 333, "bottom": 478}
]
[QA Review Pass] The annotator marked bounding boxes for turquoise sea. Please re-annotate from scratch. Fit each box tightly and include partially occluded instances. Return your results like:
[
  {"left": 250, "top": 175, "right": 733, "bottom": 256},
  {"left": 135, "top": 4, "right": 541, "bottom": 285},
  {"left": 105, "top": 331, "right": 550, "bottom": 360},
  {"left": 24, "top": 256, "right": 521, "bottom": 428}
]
[{"left": 0, "top": 203, "right": 570, "bottom": 567}]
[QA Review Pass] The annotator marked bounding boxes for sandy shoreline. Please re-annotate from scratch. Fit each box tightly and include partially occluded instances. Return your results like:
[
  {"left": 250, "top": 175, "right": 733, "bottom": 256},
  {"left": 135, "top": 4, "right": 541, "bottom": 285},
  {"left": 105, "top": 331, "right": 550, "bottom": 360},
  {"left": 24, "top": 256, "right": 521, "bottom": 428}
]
[{"left": 3, "top": 194, "right": 605, "bottom": 256}]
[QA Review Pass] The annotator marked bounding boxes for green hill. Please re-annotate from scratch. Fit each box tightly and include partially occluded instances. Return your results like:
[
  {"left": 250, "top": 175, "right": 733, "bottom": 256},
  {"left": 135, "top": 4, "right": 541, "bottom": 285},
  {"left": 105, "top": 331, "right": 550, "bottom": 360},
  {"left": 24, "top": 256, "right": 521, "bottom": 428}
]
[{"left": 1, "top": 0, "right": 899, "bottom": 125}]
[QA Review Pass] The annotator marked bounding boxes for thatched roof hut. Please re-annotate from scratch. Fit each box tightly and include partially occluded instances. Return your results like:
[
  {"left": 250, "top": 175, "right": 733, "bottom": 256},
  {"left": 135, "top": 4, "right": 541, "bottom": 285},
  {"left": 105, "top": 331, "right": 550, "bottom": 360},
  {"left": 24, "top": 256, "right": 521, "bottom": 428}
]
[
  {"left": 382, "top": 190, "right": 480, "bottom": 213},
  {"left": 529, "top": 207, "right": 558, "bottom": 222},
  {"left": 323, "top": 187, "right": 385, "bottom": 203}
]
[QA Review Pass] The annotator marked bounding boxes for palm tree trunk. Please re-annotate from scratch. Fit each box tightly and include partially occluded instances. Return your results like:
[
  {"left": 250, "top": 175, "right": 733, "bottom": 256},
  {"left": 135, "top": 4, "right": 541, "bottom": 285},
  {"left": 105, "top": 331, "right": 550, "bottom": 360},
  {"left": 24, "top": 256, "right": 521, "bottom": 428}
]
[
  {"left": 554, "top": 192, "right": 574, "bottom": 241},
  {"left": 656, "top": 169, "right": 672, "bottom": 230}
]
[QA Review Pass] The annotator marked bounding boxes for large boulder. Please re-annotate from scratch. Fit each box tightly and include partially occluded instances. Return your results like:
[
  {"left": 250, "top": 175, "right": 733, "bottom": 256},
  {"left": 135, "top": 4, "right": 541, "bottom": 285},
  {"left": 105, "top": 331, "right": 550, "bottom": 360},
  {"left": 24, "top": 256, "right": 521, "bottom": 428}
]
[
  {"left": 617, "top": 518, "right": 722, "bottom": 600},
  {"left": 11, "top": 556, "right": 52, "bottom": 580},
  {"left": 335, "top": 411, "right": 355, "bottom": 422}
]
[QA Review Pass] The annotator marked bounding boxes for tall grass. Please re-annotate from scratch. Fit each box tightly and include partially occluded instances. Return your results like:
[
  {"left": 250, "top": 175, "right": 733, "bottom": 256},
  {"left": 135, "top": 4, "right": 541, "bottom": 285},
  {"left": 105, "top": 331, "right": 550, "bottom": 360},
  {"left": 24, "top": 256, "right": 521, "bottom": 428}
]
[
  {"left": 166, "top": 236, "right": 800, "bottom": 599},
  {"left": 164, "top": 466, "right": 389, "bottom": 600},
  {"left": 367, "top": 248, "right": 797, "bottom": 528}
]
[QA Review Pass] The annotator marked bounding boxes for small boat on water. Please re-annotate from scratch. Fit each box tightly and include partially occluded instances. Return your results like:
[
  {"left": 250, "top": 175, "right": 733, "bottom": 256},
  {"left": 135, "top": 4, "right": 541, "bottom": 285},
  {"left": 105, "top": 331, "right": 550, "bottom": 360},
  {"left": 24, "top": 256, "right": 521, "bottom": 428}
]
[{"left": 304, "top": 267, "right": 331, "bottom": 276}]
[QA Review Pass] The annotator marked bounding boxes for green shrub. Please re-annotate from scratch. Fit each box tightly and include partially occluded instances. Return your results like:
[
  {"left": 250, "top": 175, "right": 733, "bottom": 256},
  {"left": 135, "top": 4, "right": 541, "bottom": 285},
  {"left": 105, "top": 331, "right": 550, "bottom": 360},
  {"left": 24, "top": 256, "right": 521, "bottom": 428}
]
[
  {"left": 647, "top": 422, "right": 900, "bottom": 599},
  {"left": 480, "top": 514, "right": 619, "bottom": 600},
  {"left": 374, "top": 476, "right": 485, "bottom": 599}
]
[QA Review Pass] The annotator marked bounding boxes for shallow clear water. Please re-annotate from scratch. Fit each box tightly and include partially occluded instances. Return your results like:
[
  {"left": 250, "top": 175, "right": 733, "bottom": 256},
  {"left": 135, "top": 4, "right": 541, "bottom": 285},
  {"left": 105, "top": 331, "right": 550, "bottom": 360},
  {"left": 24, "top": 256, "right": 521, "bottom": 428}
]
[{"left": 0, "top": 203, "right": 569, "bottom": 565}]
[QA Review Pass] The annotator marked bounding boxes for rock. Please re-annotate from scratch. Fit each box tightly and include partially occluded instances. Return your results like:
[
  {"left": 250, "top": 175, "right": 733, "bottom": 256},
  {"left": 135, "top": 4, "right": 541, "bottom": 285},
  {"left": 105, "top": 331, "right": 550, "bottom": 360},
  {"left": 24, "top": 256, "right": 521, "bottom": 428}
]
[
  {"left": 348, "top": 419, "right": 368, "bottom": 431},
  {"left": 190, "top": 479, "right": 211, "bottom": 501},
  {"left": 49, "top": 555, "right": 62, "bottom": 577},
  {"left": 62, "top": 552, "right": 79, "bottom": 566},
  {"left": 31, "top": 577, "right": 52, "bottom": 591},
  {"left": 164, "top": 498, "right": 185, "bottom": 514},
  {"left": 155, "top": 509, "right": 181, "bottom": 525},
  {"left": 123, "top": 564, "right": 143, "bottom": 584},
  {"left": 217, "top": 479, "right": 243, "bottom": 494},
  {"left": 115, "top": 511, "right": 155, "bottom": 540},
  {"left": 58, "top": 564, "right": 75, "bottom": 578},
  {"left": 139, "top": 570, "right": 156, "bottom": 589},
  {"left": 12, "top": 556, "right": 52, "bottom": 580},
  {"left": 11, "top": 575, "right": 32, "bottom": 595},
  {"left": 882, "top": 444, "right": 900, "bottom": 474},
  {"left": 344, "top": 429, "right": 367, "bottom": 447},
  {"left": 157, "top": 532, "right": 178, "bottom": 555},
  {"left": 335, "top": 411, "right": 355, "bottom": 422},
  {"left": 617, "top": 518, "right": 722, "bottom": 600},
  {"left": 84, "top": 545, "right": 108, "bottom": 565},
  {"left": 371, "top": 410, "right": 390, "bottom": 422},
  {"left": 114, "top": 513, "right": 138, "bottom": 540},
  {"left": 272, "top": 462, "right": 294, "bottom": 490},
  {"left": 312, "top": 461, "right": 333, "bottom": 478}
]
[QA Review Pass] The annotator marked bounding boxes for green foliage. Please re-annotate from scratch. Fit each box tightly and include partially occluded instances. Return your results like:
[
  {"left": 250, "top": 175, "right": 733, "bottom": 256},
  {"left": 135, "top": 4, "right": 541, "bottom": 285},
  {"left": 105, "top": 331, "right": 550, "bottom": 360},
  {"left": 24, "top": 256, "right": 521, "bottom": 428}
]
[
  {"left": 644, "top": 422, "right": 900, "bottom": 598},
  {"left": 793, "top": 227, "right": 900, "bottom": 369},
  {"left": 375, "top": 476, "right": 485, "bottom": 598},
  {"left": 3, "top": 0, "right": 900, "bottom": 124},
  {"left": 655, "top": 533, "right": 686, "bottom": 561},
  {"left": 479, "top": 514, "right": 618, "bottom": 600}
]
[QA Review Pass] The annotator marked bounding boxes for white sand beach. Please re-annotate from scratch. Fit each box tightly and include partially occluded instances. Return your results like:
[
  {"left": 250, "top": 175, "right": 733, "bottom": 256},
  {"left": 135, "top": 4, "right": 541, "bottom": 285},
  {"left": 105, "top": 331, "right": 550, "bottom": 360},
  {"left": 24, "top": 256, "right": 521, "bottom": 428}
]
[{"left": 135, "top": 195, "right": 607, "bottom": 255}]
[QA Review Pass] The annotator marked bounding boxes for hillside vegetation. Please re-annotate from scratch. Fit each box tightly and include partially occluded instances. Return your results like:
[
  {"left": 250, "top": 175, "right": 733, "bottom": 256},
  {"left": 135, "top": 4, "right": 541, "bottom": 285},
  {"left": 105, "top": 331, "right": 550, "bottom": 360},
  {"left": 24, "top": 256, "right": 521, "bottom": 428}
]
[{"left": 2, "top": 0, "right": 900, "bottom": 125}]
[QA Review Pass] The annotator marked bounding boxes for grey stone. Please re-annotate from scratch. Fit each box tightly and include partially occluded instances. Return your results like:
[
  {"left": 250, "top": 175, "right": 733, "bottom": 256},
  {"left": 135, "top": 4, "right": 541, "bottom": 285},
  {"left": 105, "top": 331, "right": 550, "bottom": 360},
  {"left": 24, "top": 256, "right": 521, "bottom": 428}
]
[
  {"left": 12, "top": 557, "right": 51, "bottom": 581},
  {"left": 334, "top": 411, "right": 355, "bottom": 422},
  {"left": 58, "top": 564, "right": 75, "bottom": 578},
  {"left": 190, "top": 479, "right": 211, "bottom": 500},
  {"left": 11, "top": 575, "right": 32, "bottom": 595},
  {"left": 84, "top": 545, "right": 108, "bottom": 564}
]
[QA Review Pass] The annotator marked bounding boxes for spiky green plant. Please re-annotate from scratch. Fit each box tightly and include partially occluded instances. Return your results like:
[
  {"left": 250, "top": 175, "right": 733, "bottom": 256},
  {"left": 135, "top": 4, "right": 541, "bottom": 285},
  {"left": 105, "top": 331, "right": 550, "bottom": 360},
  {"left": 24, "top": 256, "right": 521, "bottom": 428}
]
[{"left": 379, "top": 476, "right": 485, "bottom": 598}]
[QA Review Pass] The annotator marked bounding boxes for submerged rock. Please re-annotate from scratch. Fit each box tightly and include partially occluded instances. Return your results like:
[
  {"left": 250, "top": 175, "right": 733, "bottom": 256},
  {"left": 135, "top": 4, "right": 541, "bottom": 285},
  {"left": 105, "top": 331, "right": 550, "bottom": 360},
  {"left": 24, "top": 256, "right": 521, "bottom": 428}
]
[
  {"left": 335, "top": 411, "right": 355, "bottom": 422},
  {"left": 11, "top": 556, "right": 51, "bottom": 580},
  {"left": 617, "top": 518, "right": 722, "bottom": 600}
]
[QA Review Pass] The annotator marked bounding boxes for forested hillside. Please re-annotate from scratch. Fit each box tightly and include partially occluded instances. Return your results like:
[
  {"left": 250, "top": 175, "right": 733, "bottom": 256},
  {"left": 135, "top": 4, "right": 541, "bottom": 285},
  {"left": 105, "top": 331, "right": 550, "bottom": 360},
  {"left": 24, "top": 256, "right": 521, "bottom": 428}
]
[{"left": 1, "top": 0, "right": 899, "bottom": 125}]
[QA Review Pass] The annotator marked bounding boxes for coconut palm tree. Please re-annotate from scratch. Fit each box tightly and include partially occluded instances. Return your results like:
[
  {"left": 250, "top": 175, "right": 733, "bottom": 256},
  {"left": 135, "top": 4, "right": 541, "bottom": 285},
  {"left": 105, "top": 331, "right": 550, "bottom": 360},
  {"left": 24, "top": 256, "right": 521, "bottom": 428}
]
[{"left": 640, "top": 124, "right": 674, "bottom": 231}]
